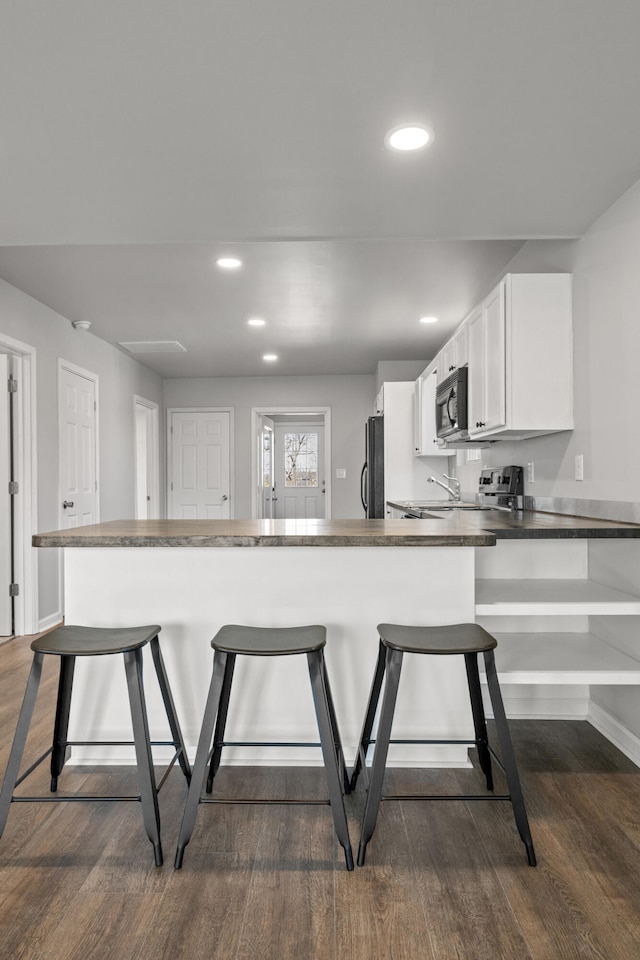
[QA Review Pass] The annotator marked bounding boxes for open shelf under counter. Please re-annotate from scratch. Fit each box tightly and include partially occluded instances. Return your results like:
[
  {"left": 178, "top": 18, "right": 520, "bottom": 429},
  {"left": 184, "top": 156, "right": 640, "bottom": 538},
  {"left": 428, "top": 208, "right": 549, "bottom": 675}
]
[
  {"left": 478, "top": 632, "right": 640, "bottom": 685},
  {"left": 475, "top": 578, "right": 640, "bottom": 616}
]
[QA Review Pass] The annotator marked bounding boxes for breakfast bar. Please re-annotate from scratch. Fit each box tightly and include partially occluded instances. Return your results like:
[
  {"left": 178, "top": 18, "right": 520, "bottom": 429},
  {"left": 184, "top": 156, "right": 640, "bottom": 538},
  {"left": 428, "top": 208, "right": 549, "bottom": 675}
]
[
  {"left": 33, "top": 513, "right": 640, "bottom": 769},
  {"left": 33, "top": 518, "right": 494, "bottom": 768}
]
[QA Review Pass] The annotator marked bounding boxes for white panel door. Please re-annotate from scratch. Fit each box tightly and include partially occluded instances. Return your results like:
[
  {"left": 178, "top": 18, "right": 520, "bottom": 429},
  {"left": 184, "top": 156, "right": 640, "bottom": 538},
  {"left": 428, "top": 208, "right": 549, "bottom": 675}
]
[
  {"left": 274, "top": 423, "right": 325, "bottom": 519},
  {"left": 169, "top": 410, "right": 231, "bottom": 519},
  {"left": 58, "top": 364, "right": 97, "bottom": 528},
  {"left": 0, "top": 355, "right": 12, "bottom": 635}
]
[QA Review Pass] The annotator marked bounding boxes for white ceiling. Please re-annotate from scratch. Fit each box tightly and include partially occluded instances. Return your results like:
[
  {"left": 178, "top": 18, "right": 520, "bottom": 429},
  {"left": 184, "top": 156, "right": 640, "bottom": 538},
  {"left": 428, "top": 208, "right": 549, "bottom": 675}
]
[{"left": 1, "top": 1, "right": 640, "bottom": 377}]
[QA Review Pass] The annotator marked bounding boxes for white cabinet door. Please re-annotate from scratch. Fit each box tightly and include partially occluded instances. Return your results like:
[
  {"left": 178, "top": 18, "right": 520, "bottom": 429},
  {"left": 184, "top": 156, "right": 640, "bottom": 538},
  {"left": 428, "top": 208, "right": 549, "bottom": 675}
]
[
  {"left": 415, "top": 369, "right": 449, "bottom": 457},
  {"left": 467, "top": 306, "right": 484, "bottom": 434},
  {"left": 467, "top": 286, "right": 506, "bottom": 436},
  {"left": 453, "top": 321, "right": 468, "bottom": 369},
  {"left": 482, "top": 281, "right": 506, "bottom": 431}
]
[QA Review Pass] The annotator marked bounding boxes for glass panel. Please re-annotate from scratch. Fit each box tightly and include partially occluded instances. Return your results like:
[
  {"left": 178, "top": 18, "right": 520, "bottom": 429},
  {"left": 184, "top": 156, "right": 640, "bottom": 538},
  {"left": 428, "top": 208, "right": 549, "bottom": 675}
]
[
  {"left": 284, "top": 433, "right": 318, "bottom": 487},
  {"left": 262, "top": 431, "right": 272, "bottom": 487}
]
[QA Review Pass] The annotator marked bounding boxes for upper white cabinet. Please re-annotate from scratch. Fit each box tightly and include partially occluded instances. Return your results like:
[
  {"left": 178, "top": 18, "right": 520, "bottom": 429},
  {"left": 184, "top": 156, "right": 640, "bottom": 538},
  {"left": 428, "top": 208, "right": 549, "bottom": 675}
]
[
  {"left": 436, "top": 321, "right": 468, "bottom": 384},
  {"left": 466, "top": 273, "right": 572, "bottom": 440},
  {"left": 414, "top": 365, "right": 449, "bottom": 457}
]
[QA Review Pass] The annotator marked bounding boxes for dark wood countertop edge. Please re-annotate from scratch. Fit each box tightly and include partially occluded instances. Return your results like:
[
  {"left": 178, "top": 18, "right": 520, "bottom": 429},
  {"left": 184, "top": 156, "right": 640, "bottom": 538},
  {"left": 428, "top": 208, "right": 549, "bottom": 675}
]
[{"left": 32, "top": 533, "right": 496, "bottom": 548}]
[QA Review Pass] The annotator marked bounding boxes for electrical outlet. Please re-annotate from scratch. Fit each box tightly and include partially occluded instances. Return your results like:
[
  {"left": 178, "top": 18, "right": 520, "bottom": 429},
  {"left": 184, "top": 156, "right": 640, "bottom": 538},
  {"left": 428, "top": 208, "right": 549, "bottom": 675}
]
[
  {"left": 575, "top": 454, "right": 584, "bottom": 481},
  {"left": 527, "top": 461, "right": 535, "bottom": 483}
]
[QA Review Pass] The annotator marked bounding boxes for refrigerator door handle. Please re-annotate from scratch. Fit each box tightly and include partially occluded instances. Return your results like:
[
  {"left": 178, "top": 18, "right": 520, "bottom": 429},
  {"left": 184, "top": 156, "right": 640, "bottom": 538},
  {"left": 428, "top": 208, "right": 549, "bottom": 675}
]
[{"left": 361, "top": 463, "right": 368, "bottom": 514}]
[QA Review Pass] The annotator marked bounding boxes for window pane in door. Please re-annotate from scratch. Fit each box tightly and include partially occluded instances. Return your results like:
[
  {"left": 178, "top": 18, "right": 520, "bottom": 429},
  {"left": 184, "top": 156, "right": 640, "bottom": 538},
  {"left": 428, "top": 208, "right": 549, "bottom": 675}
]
[{"left": 284, "top": 433, "right": 318, "bottom": 487}]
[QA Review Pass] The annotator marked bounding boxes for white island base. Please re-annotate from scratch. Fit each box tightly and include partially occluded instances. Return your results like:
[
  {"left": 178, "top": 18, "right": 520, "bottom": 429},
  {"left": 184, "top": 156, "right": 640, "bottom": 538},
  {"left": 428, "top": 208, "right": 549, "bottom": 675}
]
[{"left": 63, "top": 546, "right": 478, "bottom": 769}]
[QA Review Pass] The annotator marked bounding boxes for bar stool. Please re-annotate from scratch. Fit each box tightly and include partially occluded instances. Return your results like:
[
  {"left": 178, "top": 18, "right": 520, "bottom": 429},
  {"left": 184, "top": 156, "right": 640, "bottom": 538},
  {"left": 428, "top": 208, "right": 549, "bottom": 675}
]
[
  {"left": 174, "top": 624, "right": 354, "bottom": 870},
  {"left": 0, "top": 624, "right": 191, "bottom": 866},
  {"left": 350, "top": 623, "right": 536, "bottom": 867}
]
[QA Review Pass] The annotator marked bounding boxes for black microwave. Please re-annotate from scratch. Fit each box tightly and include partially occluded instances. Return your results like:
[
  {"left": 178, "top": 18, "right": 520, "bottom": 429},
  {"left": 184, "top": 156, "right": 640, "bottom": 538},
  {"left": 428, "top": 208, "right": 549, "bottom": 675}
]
[{"left": 435, "top": 366, "right": 469, "bottom": 441}]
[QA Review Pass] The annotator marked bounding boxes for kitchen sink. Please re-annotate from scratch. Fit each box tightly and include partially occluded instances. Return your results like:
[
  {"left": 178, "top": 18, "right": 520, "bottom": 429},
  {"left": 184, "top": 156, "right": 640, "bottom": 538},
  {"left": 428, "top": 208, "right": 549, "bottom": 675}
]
[{"left": 405, "top": 501, "right": 488, "bottom": 511}]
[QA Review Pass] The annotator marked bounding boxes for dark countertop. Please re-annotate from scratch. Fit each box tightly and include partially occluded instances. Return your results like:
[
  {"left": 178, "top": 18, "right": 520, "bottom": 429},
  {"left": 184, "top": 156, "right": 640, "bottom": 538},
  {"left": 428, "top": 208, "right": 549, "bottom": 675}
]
[
  {"left": 31, "top": 518, "right": 496, "bottom": 548},
  {"left": 387, "top": 501, "right": 640, "bottom": 539}
]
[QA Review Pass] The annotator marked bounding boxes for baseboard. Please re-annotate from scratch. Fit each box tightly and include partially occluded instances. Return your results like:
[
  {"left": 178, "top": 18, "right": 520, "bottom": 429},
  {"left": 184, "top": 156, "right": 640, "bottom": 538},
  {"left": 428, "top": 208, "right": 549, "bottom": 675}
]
[
  {"left": 588, "top": 701, "right": 640, "bottom": 769},
  {"left": 38, "top": 611, "right": 64, "bottom": 634}
]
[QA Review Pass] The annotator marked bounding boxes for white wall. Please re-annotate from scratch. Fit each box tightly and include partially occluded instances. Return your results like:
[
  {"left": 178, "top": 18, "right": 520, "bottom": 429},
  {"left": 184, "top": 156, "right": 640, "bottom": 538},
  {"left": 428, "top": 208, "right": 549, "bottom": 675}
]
[
  {"left": 163, "top": 374, "right": 375, "bottom": 519},
  {"left": 0, "top": 277, "right": 163, "bottom": 628},
  {"left": 456, "top": 190, "right": 640, "bottom": 503}
]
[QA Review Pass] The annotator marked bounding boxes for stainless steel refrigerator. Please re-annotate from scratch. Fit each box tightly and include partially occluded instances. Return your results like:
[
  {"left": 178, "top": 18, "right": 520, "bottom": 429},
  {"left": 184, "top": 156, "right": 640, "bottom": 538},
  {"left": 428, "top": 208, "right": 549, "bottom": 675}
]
[{"left": 360, "top": 415, "right": 385, "bottom": 518}]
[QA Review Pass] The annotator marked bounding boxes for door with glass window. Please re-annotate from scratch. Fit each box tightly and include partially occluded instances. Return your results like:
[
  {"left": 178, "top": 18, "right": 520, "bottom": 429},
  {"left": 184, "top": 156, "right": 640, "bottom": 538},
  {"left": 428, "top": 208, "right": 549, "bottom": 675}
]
[{"left": 274, "top": 422, "right": 325, "bottom": 519}]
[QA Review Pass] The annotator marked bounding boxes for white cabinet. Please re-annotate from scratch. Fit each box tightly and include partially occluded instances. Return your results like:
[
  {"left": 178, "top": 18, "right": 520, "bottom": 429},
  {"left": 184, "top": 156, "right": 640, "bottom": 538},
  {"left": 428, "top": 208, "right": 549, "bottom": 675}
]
[
  {"left": 467, "top": 287, "right": 506, "bottom": 435},
  {"left": 436, "top": 321, "right": 469, "bottom": 384},
  {"left": 468, "top": 273, "right": 572, "bottom": 440},
  {"left": 414, "top": 366, "right": 449, "bottom": 457}
]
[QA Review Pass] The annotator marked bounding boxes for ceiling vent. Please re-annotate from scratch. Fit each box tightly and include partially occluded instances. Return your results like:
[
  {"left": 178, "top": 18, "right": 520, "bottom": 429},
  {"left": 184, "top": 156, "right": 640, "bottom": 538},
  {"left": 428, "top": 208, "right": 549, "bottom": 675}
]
[{"left": 119, "top": 340, "right": 187, "bottom": 354}]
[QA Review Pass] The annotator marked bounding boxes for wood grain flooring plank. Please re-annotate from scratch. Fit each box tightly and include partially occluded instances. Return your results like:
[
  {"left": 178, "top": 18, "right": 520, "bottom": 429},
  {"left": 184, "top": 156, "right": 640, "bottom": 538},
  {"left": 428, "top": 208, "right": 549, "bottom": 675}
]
[
  {"left": 34, "top": 893, "right": 165, "bottom": 960},
  {"left": 390, "top": 767, "right": 533, "bottom": 960},
  {"left": 336, "top": 771, "right": 436, "bottom": 960}
]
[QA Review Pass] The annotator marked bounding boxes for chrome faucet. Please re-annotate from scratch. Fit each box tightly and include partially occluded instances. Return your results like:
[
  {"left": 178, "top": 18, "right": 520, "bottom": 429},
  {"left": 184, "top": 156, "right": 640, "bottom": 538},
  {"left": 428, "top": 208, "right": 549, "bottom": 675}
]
[{"left": 428, "top": 474, "right": 461, "bottom": 501}]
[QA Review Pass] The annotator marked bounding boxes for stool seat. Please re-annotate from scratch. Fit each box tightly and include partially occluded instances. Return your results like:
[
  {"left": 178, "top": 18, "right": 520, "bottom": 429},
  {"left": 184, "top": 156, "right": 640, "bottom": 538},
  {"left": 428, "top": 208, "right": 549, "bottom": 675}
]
[
  {"left": 377, "top": 622, "right": 497, "bottom": 655},
  {"left": 31, "top": 624, "right": 162, "bottom": 657},
  {"left": 212, "top": 624, "right": 326, "bottom": 656}
]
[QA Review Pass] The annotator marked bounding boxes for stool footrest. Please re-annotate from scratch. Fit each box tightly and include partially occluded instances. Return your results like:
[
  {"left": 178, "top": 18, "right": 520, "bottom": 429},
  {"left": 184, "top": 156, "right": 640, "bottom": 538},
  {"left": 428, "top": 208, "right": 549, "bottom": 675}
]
[
  {"left": 380, "top": 793, "right": 512, "bottom": 802},
  {"left": 200, "top": 797, "right": 331, "bottom": 806}
]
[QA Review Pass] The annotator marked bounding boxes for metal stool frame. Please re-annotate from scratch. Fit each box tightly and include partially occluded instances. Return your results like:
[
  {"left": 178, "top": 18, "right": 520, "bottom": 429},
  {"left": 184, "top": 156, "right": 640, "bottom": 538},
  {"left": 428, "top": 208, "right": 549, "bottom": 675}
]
[
  {"left": 0, "top": 632, "right": 191, "bottom": 866},
  {"left": 175, "top": 635, "right": 354, "bottom": 871},
  {"left": 351, "top": 636, "right": 536, "bottom": 867}
]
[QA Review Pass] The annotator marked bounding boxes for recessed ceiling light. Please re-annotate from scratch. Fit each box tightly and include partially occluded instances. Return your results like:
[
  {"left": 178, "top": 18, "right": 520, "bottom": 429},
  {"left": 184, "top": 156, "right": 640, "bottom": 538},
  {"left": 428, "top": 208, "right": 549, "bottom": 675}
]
[
  {"left": 247, "top": 317, "right": 266, "bottom": 326},
  {"left": 263, "top": 353, "right": 278, "bottom": 362},
  {"left": 419, "top": 316, "right": 439, "bottom": 324},
  {"left": 385, "top": 124, "right": 433, "bottom": 152},
  {"left": 216, "top": 257, "right": 242, "bottom": 269}
]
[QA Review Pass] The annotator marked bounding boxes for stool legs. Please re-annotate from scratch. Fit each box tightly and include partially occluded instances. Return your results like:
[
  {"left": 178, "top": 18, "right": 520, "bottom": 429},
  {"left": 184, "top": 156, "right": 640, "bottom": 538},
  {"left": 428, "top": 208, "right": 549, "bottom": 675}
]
[
  {"left": 464, "top": 652, "right": 493, "bottom": 791},
  {"left": 350, "top": 638, "right": 386, "bottom": 792},
  {"left": 0, "top": 653, "right": 44, "bottom": 838},
  {"left": 206, "top": 652, "right": 236, "bottom": 793},
  {"left": 123, "top": 648, "right": 163, "bottom": 866},
  {"left": 483, "top": 649, "right": 536, "bottom": 866},
  {"left": 357, "top": 647, "right": 403, "bottom": 866},
  {"left": 50, "top": 655, "right": 76, "bottom": 792},
  {"left": 175, "top": 649, "right": 229, "bottom": 868},
  {"left": 307, "top": 649, "right": 354, "bottom": 870},
  {"left": 150, "top": 636, "right": 192, "bottom": 784}
]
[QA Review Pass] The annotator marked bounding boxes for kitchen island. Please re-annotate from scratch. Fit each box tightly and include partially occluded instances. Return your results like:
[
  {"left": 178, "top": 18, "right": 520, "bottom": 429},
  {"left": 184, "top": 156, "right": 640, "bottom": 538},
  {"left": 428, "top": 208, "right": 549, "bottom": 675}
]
[
  {"left": 33, "top": 514, "right": 640, "bottom": 768},
  {"left": 33, "top": 519, "right": 493, "bottom": 768}
]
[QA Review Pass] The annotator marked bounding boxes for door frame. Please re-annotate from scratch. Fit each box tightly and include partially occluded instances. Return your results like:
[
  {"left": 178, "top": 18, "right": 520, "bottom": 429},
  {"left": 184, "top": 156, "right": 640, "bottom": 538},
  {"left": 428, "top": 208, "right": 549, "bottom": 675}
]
[
  {"left": 251, "top": 406, "right": 332, "bottom": 519},
  {"left": 0, "top": 332, "right": 38, "bottom": 637},
  {"left": 57, "top": 359, "right": 100, "bottom": 530},
  {"left": 133, "top": 395, "right": 160, "bottom": 519},
  {"left": 166, "top": 407, "right": 234, "bottom": 518}
]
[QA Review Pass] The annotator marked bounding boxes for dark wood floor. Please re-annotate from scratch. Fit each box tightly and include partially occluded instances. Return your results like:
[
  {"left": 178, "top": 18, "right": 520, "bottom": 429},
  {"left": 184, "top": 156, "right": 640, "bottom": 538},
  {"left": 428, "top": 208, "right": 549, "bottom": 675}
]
[{"left": 2, "top": 636, "right": 640, "bottom": 960}]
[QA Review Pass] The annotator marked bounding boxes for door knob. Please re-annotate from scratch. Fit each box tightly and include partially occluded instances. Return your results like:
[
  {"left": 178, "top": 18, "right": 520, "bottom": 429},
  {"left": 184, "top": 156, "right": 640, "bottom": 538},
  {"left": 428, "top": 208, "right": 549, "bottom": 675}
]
[
  {"left": 62, "top": 501, "right": 74, "bottom": 509},
  {"left": 221, "top": 494, "right": 228, "bottom": 501}
]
